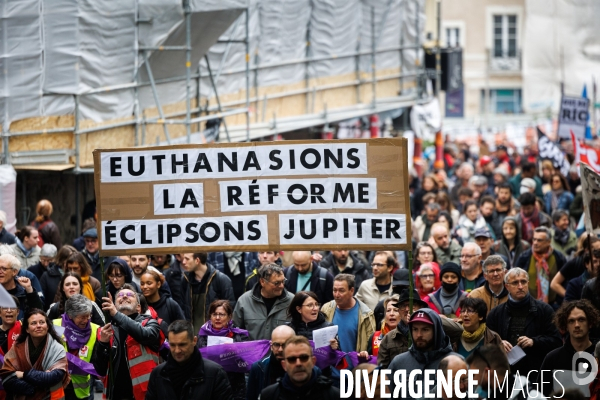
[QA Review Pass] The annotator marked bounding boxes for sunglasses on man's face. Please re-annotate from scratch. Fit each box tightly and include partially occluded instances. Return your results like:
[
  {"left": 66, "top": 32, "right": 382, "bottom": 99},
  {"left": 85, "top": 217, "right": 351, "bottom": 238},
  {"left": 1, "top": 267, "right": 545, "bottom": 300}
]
[{"left": 285, "top": 354, "right": 311, "bottom": 363}]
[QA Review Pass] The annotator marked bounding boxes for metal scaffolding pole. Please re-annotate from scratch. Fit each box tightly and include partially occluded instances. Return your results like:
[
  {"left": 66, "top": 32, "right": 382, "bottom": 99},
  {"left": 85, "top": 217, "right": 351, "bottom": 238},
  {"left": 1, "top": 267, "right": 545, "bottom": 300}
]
[
  {"left": 371, "top": 6, "right": 377, "bottom": 106},
  {"left": 305, "top": 2, "right": 313, "bottom": 114},
  {"left": 415, "top": 0, "right": 422, "bottom": 99},
  {"left": 184, "top": 1, "right": 192, "bottom": 144},
  {"left": 143, "top": 50, "right": 171, "bottom": 144},
  {"left": 245, "top": 6, "right": 251, "bottom": 142},
  {"left": 205, "top": 55, "right": 231, "bottom": 142}
]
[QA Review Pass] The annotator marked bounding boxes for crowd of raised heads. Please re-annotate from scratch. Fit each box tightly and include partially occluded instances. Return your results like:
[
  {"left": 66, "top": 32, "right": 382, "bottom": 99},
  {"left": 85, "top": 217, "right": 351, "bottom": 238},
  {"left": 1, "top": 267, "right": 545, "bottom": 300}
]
[{"left": 0, "top": 143, "right": 597, "bottom": 400}]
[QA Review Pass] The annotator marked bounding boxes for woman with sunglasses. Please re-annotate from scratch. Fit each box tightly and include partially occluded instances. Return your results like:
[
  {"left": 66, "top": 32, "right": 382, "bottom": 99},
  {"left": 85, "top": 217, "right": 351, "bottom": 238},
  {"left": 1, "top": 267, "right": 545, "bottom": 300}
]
[
  {"left": 47, "top": 272, "right": 105, "bottom": 327},
  {"left": 0, "top": 309, "right": 70, "bottom": 399},
  {"left": 65, "top": 252, "right": 102, "bottom": 303},
  {"left": 0, "top": 296, "right": 21, "bottom": 357},
  {"left": 139, "top": 269, "right": 184, "bottom": 327},
  {"left": 457, "top": 297, "right": 503, "bottom": 358},
  {"left": 105, "top": 259, "right": 140, "bottom": 299},
  {"left": 52, "top": 294, "right": 102, "bottom": 400},
  {"left": 197, "top": 299, "right": 249, "bottom": 400}
]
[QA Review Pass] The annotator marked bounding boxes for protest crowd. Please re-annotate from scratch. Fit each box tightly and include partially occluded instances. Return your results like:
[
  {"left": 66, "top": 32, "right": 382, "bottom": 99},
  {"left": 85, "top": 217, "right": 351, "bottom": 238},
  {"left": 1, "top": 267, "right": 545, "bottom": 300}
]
[{"left": 1, "top": 138, "right": 600, "bottom": 400}]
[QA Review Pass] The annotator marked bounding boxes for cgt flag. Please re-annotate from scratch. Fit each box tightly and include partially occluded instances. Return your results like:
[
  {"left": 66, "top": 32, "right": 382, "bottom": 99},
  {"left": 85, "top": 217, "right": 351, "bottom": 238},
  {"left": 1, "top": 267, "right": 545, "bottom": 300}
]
[
  {"left": 537, "top": 128, "right": 570, "bottom": 176},
  {"left": 579, "top": 162, "right": 600, "bottom": 234},
  {"left": 572, "top": 130, "right": 600, "bottom": 173}
]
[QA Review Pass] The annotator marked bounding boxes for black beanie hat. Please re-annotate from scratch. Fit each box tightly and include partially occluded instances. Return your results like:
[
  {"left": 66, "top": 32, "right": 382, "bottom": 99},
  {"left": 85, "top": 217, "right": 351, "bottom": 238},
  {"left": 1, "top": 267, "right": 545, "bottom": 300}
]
[{"left": 440, "top": 262, "right": 461, "bottom": 280}]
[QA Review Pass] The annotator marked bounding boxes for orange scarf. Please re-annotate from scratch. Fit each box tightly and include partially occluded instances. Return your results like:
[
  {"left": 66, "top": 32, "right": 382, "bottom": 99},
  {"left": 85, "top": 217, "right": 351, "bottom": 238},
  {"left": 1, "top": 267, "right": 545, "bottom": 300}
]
[{"left": 80, "top": 275, "right": 95, "bottom": 302}]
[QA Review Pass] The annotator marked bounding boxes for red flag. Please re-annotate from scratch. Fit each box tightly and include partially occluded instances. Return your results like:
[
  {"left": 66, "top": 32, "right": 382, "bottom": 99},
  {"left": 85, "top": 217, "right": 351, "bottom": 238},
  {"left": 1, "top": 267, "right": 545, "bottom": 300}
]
[{"left": 572, "top": 130, "right": 600, "bottom": 172}]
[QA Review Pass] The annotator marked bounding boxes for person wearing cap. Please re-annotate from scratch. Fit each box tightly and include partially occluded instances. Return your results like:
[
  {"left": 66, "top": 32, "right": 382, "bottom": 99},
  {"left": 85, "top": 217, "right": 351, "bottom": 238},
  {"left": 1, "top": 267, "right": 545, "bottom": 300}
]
[
  {"left": 388, "top": 308, "right": 457, "bottom": 398},
  {"left": 424, "top": 262, "right": 467, "bottom": 318},
  {"left": 514, "top": 192, "right": 552, "bottom": 244},
  {"left": 81, "top": 228, "right": 104, "bottom": 282},
  {"left": 458, "top": 242, "right": 485, "bottom": 293},
  {"left": 473, "top": 227, "right": 506, "bottom": 266},
  {"left": 480, "top": 156, "right": 496, "bottom": 189},
  {"left": 520, "top": 177, "right": 537, "bottom": 196},
  {"left": 283, "top": 251, "right": 334, "bottom": 305},
  {"left": 486, "top": 267, "right": 561, "bottom": 378},
  {"left": 28, "top": 243, "right": 57, "bottom": 281},
  {"left": 469, "top": 255, "right": 509, "bottom": 313},
  {"left": 372, "top": 268, "right": 410, "bottom": 330},
  {"left": 514, "top": 226, "right": 566, "bottom": 306},
  {"left": 509, "top": 160, "right": 543, "bottom": 200},
  {"left": 356, "top": 251, "right": 394, "bottom": 310},
  {"left": 0, "top": 210, "right": 15, "bottom": 245},
  {"left": 468, "top": 175, "right": 493, "bottom": 200}
]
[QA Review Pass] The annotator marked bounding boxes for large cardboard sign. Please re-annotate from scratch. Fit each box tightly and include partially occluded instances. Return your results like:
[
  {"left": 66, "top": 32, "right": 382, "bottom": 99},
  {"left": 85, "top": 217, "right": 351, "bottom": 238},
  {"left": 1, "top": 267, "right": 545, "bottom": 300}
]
[
  {"left": 93, "top": 139, "right": 412, "bottom": 255},
  {"left": 558, "top": 96, "right": 589, "bottom": 140}
]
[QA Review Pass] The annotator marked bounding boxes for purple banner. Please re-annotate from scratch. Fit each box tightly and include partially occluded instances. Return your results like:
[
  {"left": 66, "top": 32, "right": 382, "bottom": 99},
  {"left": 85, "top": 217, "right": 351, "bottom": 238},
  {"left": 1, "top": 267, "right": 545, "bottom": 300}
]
[
  {"left": 309, "top": 341, "right": 346, "bottom": 370},
  {"left": 199, "top": 340, "right": 271, "bottom": 373},
  {"left": 0, "top": 354, "right": 3, "bottom": 391},
  {"left": 346, "top": 351, "right": 378, "bottom": 367},
  {"left": 66, "top": 353, "right": 102, "bottom": 377}
]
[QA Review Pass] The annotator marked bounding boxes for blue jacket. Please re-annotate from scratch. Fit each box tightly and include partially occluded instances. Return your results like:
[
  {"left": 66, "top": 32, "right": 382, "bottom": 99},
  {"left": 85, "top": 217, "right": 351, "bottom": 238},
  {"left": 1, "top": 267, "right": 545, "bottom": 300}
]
[
  {"left": 247, "top": 354, "right": 275, "bottom": 400},
  {"left": 543, "top": 191, "right": 574, "bottom": 215}
]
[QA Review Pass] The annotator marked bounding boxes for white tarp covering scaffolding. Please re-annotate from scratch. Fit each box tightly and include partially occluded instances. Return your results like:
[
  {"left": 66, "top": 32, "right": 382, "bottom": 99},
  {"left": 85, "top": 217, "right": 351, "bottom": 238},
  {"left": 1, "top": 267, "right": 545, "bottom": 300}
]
[
  {"left": 0, "top": 0, "right": 424, "bottom": 130},
  {"left": 523, "top": 0, "right": 600, "bottom": 113}
]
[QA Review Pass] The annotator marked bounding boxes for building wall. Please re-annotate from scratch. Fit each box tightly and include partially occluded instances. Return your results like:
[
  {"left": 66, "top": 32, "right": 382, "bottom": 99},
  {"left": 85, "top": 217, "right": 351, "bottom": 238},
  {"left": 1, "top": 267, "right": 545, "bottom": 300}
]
[{"left": 425, "top": 0, "right": 525, "bottom": 117}]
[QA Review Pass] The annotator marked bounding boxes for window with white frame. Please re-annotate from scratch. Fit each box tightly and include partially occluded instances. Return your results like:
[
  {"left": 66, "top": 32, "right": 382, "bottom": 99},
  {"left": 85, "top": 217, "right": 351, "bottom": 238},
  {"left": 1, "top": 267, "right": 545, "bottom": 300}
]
[
  {"left": 493, "top": 15, "right": 517, "bottom": 58},
  {"left": 480, "top": 89, "right": 522, "bottom": 114},
  {"left": 446, "top": 28, "right": 460, "bottom": 48}
]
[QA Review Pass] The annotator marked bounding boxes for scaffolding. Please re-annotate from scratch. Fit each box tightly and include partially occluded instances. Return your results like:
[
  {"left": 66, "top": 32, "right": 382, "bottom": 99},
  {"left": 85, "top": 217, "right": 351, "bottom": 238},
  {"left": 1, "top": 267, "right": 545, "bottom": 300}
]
[{"left": 1, "top": 0, "right": 427, "bottom": 173}]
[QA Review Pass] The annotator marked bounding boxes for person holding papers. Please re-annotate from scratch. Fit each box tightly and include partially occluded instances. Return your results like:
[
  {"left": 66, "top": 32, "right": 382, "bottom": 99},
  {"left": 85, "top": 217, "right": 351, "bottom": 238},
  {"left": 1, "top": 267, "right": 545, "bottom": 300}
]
[
  {"left": 197, "top": 299, "right": 249, "bottom": 400},
  {"left": 486, "top": 267, "right": 561, "bottom": 380},
  {"left": 287, "top": 291, "right": 338, "bottom": 348}
]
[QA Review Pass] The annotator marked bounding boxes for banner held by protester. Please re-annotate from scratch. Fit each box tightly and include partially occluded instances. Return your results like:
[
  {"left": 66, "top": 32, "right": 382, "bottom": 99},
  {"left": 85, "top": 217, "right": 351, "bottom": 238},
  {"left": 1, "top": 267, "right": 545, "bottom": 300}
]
[
  {"left": 580, "top": 162, "right": 600, "bottom": 234},
  {"left": 93, "top": 139, "right": 412, "bottom": 255}
]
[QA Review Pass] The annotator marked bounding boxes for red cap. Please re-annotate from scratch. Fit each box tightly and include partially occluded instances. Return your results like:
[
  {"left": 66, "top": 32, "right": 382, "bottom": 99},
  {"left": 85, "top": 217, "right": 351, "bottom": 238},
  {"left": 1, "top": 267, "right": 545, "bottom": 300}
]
[
  {"left": 409, "top": 311, "right": 434, "bottom": 325},
  {"left": 480, "top": 156, "right": 492, "bottom": 167}
]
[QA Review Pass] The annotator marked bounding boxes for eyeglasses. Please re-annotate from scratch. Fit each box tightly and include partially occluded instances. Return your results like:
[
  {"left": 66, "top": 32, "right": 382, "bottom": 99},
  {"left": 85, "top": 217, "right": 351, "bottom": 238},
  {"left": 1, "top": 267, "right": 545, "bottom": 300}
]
[
  {"left": 461, "top": 308, "right": 477, "bottom": 315},
  {"left": 285, "top": 354, "right": 311, "bottom": 364},
  {"left": 0, "top": 267, "right": 13, "bottom": 273},
  {"left": 117, "top": 291, "right": 136, "bottom": 298},
  {"left": 211, "top": 313, "right": 228, "bottom": 319},
  {"left": 271, "top": 342, "right": 285, "bottom": 349},
  {"left": 302, "top": 303, "right": 320, "bottom": 309},
  {"left": 420, "top": 274, "right": 435, "bottom": 280},
  {"left": 265, "top": 278, "right": 287, "bottom": 287},
  {"left": 1, "top": 307, "right": 17, "bottom": 312},
  {"left": 460, "top": 254, "right": 478, "bottom": 259},
  {"left": 108, "top": 274, "right": 124, "bottom": 279},
  {"left": 486, "top": 268, "right": 504, "bottom": 276},
  {"left": 371, "top": 263, "right": 386, "bottom": 268}
]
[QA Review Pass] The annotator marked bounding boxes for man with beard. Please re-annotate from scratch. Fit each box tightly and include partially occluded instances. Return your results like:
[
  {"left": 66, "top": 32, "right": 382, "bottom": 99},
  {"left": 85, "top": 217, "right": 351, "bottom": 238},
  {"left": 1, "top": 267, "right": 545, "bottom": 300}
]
[
  {"left": 431, "top": 224, "right": 462, "bottom": 265},
  {"left": 247, "top": 325, "right": 295, "bottom": 400},
  {"left": 320, "top": 250, "right": 371, "bottom": 289},
  {"left": 146, "top": 320, "right": 233, "bottom": 400},
  {"left": 130, "top": 254, "right": 172, "bottom": 299},
  {"left": 388, "top": 308, "right": 457, "bottom": 398},
  {"left": 514, "top": 193, "right": 552, "bottom": 244},
  {"left": 495, "top": 182, "right": 519, "bottom": 221},
  {"left": 260, "top": 336, "right": 339, "bottom": 400},
  {"left": 459, "top": 242, "right": 485, "bottom": 293},
  {"left": 538, "top": 299, "right": 599, "bottom": 397},
  {"left": 92, "top": 285, "right": 162, "bottom": 400}
]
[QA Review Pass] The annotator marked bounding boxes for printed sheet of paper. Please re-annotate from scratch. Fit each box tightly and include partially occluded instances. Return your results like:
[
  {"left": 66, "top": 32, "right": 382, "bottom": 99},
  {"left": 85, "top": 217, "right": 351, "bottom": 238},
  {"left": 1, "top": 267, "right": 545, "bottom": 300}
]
[
  {"left": 507, "top": 345, "right": 526, "bottom": 365},
  {"left": 312, "top": 325, "right": 338, "bottom": 349},
  {"left": 207, "top": 336, "right": 234, "bottom": 347}
]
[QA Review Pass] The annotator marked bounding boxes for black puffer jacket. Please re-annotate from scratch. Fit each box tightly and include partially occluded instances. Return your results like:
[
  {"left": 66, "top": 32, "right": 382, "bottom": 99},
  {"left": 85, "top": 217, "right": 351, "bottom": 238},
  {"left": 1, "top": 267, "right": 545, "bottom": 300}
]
[
  {"left": 147, "top": 295, "right": 185, "bottom": 327},
  {"left": 319, "top": 253, "right": 371, "bottom": 289},
  {"left": 145, "top": 353, "right": 233, "bottom": 400},
  {"left": 288, "top": 312, "right": 332, "bottom": 341},
  {"left": 40, "top": 264, "right": 62, "bottom": 310}
]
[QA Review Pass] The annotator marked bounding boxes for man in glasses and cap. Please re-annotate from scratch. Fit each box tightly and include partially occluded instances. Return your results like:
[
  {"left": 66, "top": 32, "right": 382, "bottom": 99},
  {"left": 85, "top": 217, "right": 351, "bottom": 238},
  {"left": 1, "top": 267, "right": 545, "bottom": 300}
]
[
  {"left": 92, "top": 285, "right": 162, "bottom": 400},
  {"left": 260, "top": 335, "right": 339, "bottom": 400},
  {"left": 377, "top": 289, "right": 463, "bottom": 368}
]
